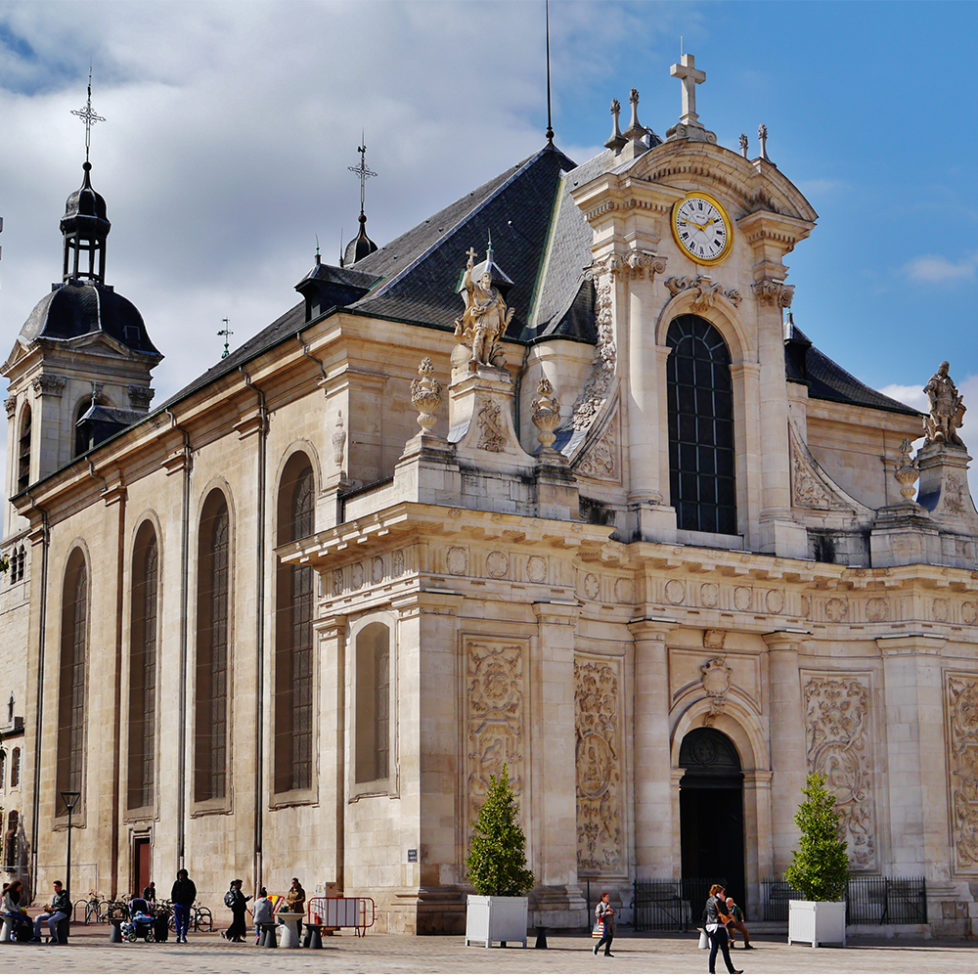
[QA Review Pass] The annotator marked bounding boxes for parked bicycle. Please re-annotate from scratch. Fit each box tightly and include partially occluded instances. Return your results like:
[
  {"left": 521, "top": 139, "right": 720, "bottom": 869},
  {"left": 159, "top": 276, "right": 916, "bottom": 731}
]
[
  {"left": 165, "top": 900, "right": 213, "bottom": 933},
  {"left": 73, "top": 890, "right": 109, "bottom": 925}
]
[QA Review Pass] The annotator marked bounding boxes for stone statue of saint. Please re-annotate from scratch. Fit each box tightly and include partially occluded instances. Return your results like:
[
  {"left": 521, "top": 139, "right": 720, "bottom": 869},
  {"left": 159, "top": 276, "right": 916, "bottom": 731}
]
[
  {"left": 454, "top": 247, "right": 513, "bottom": 369},
  {"left": 923, "top": 361, "right": 967, "bottom": 447}
]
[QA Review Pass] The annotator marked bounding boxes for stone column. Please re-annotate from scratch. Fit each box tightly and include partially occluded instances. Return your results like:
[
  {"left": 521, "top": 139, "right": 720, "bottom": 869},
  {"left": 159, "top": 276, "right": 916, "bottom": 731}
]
[
  {"left": 530, "top": 600, "right": 586, "bottom": 927},
  {"left": 876, "top": 635, "right": 949, "bottom": 878},
  {"left": 628, "top": 619, "right": 676, "bottom": 877},
  {"left": 315, "top": 613, "right": 347, "bottom": 887},
  {"left": 763, "top": 631, "right": 807, "bottom": 872}
]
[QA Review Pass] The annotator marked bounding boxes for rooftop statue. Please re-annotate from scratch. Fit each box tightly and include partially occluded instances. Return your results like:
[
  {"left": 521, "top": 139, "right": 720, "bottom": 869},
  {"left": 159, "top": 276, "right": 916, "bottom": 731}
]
[
  {"left": 454, "top": 246, "right": 513, "bottom": 370},
  {"left": 923, "top": 360, "right": 967, "bottom": 448}
]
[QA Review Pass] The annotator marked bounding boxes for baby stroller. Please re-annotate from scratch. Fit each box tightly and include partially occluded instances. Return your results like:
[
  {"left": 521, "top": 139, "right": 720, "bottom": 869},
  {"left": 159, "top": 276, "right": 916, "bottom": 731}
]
[{"left": 121, "top": 898, "right": 156, "bottom": 942}]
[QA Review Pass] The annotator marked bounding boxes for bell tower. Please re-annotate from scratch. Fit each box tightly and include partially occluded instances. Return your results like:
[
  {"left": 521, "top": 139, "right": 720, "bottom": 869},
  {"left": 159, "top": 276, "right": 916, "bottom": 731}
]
[{"left": 2, "top": 76, "right": 163, "bottom": 538}]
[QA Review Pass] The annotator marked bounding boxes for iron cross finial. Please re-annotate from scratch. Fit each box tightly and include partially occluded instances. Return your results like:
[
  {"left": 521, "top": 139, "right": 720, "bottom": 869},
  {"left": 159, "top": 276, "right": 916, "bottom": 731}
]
[
  {"left": 347, "top": 134, "right": 378, "bottom": 217},
  {"left": 70, "top": 67, "right": 106, "bottom": 164}
]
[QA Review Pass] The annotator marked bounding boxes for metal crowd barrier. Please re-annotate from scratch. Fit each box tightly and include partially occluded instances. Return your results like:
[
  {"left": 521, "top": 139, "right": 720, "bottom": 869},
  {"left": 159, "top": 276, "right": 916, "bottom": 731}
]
[{"left": 306, "top": 896, "right": 376, "bottom": 937}]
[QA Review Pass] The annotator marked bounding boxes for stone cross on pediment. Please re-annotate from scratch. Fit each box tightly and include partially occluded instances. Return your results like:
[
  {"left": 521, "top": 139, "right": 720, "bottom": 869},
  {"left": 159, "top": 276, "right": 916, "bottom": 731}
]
[{"left": 670, "top": 53, "right": 705, "bottom": 125}]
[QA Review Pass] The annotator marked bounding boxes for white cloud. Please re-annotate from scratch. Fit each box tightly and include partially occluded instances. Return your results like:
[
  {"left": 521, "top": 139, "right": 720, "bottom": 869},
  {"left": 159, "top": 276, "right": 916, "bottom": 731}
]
[{"left": 903, "top": 253, "right": 978, "bottom": 283}]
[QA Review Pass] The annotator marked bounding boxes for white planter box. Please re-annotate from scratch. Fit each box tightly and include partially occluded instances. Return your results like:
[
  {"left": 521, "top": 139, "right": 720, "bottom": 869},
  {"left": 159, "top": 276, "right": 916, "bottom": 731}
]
[
  {"left": 464, "top": 894, "right": 528, "bottom": 948},
  {"left": 788, "top": 900, "right": 847, "bottom": 947}
]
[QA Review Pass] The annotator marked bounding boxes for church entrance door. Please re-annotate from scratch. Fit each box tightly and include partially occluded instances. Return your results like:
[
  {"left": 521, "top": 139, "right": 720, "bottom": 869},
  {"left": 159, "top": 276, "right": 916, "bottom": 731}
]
[{"left": 679, "top": 728, "right": 746, "bottom": 909}]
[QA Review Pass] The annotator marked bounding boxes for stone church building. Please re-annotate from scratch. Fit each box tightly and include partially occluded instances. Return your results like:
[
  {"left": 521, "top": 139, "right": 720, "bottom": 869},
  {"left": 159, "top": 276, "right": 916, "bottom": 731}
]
[{"left": 2, "top": 57, "right": 977, "bottom": 935}]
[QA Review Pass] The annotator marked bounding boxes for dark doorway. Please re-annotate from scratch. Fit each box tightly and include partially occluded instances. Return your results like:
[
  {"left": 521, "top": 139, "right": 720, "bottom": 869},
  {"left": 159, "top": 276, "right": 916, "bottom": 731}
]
[
  {"left": 133, "top": 836, "right": 151, "bottom": 898},
  {"left": 679, "top": 727, "right": 746, "bottom": 910}
]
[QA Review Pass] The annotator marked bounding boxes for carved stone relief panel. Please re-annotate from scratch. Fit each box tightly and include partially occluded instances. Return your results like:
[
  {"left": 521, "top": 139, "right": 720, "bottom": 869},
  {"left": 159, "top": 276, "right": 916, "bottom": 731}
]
[
  {"left": 944, "top": 672, "right": 978, "bottom": 874},
  {"left": 670, "top": 648, "right": 761, "bottom": 713},
  {"left": 446, "top": 546, "right": 468, "bottom": 576},
  {"left": 463, "top": 638, "right": 529, "bottom": 850},
  {"left": 526, "top": 555, "right": 547, "bottom": 583},
  {"left": 801, "top": 672, "right": 877, "bottom": 870},
  {"left": 577, "top": 406, "right": 622, "bottom": 483},
  {"left": 575, "top": 656, "right": 625, "bottom": 874}
]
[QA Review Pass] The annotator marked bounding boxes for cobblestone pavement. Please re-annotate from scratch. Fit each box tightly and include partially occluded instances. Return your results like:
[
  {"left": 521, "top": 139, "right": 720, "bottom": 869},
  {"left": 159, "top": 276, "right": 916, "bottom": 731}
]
[{"left": 0, "top": 927, "right": 974, "bottom": 974}]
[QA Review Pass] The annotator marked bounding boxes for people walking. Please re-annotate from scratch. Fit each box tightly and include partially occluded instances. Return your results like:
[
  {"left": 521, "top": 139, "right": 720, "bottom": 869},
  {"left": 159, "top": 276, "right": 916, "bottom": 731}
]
[
  {"left": 704, "top": 883, "right": 742, "bottom": 974},
  {"left": 724, "top": 895, "right": 753, "bottom": 949},
  {"left": 31, "top": 880, "right": 70, "bottom": 943},
  {"left": 222, "top": 879, "right": 251, "bottom": 942},
  {"left": 592, "top": 890, "right": 616, "bottom": 957},
  {"left": 170, "top": 869, "right": 196, "bottom": 944},
  {"left": 286, "top": 877, "right": 305, "bottom": 915}
]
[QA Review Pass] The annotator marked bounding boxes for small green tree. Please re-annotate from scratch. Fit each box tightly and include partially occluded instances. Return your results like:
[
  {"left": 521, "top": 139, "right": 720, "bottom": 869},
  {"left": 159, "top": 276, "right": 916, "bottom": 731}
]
[
  {"left": 785, "top": 771, "right": 850, "bottom": 901},
  {"left": 466, "top": 764, "right": 535, "bottom": 897}
]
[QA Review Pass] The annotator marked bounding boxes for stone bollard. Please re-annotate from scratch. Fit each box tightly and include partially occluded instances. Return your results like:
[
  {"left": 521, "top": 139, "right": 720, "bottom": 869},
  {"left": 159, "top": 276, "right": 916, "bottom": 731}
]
[
  {"left": 305, "top": 923, "right": 323, "bottom": 949},
  {"left": 534, "top": 925, "right": 548, "bottom": 949},
  {"left": 109, "top": 919, "right": 123, "bottom": 943},
  {"left": 261, "top": 923, "right": 277, "bottom": 948}
]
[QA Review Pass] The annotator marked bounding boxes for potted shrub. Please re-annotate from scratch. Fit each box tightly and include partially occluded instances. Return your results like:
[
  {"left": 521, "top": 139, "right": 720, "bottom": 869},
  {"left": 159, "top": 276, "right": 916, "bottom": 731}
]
[
  {"left": 785, "top": 772, "right": 850, "bottom": 947},
  {"left": 464, "top": 764, "right": 535, "bottom": 948}
]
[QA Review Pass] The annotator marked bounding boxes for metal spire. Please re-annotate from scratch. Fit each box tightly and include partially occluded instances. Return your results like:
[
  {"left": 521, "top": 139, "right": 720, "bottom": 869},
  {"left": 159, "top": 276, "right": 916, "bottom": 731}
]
[
  {"left": 70, "top": 67, "right": 106, "bottom": 164},
  {"left": 347, "top": 134, "right": 377, "bottom": 219},
  {"left": 218, "top": 318, "right": 233, "bottom": 359},
  {"left": 545, "top": 0, "right": 554, "bottom": 144}
]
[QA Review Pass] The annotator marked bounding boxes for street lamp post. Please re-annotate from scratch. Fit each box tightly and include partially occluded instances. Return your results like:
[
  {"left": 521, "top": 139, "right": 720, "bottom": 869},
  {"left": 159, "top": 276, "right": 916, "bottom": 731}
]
[{"left": 60, "top": 791, "right": 80, "bottom": 904}]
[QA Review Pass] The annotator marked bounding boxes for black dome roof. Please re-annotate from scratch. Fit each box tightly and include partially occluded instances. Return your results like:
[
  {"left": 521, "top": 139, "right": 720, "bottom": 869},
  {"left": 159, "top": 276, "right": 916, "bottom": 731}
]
[
  {"left": 19, "top": 279, "right": 161, "bottom": 358},
  {"left": 60, "top": 162, "right": 110, "bottom": 242}
]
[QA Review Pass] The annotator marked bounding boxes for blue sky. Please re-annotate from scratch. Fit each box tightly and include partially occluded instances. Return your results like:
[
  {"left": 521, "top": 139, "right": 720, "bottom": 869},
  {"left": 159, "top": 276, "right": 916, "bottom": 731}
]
[{"left": 1, "top": 0, "right": 976, "bottom": 513}]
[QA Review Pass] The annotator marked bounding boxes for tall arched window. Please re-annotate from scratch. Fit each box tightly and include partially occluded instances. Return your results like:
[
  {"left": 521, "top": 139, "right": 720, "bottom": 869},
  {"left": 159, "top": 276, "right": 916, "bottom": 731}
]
[
  {"left": 195, "top": 490, "right": 230, "bottom": 802},
  {"left": 355, "top": 622, "right": 390, "bottom": 785},
  {"left": 274, "top": 454, "right": 315, "bottom": 794},
  {"left": 17, "top": 405, "right": 31, "bottom": 494},
  {"left": 666, "top": 314, "right": 737, "bottom": 535},
  {"left": 57, "top": 549, "right": 88, "bottom": 814},
  {"left": 10, "top": 749, "right": 20, "bottom": 788},
  {"left": 128, "top": 521, "right": 159, "bottom": 810},
  {"left": 4, "top": 811, "right": 17, "bottom": 872}
]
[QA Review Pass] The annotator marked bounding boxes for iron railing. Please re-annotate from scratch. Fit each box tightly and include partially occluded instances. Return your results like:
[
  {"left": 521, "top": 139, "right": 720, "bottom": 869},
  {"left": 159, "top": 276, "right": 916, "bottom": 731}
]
[
  {"left": 632, "top": 878, "right": 725, "bottom": 932},
  {"left": 759, "top": 877, "right": 926, "bottom": 925}
]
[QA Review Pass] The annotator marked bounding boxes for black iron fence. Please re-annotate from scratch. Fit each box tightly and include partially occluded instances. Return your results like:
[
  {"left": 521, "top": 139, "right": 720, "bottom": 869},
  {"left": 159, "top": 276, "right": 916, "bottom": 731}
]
[
  {"left": 759, "top": 877, "right": 927, "bottom": 925},
  {"left": 632, "top": 878, "right": 725, "bottom": 932}
]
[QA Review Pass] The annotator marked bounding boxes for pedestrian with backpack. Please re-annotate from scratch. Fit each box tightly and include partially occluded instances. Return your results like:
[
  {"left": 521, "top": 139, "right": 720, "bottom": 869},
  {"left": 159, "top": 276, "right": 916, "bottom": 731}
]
[{"left": 221, "top": 879, "right": 251, "bottom": 943}]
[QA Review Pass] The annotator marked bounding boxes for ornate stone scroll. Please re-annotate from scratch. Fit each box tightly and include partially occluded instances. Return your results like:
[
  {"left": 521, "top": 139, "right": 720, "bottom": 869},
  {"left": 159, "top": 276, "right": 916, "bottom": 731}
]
[
  {"left": 464, "top": 638, "right": 528, "bottom": 845},
  {"left": 801, "top": 673, "right": 877, "bottom": 870},
  {"left": 701, "top": 656, "right": 732, "bottom": 725},
  {"left": 570, "top": 274, "right": 616, "bottom": 430},
  {"left": 751, "top": 277, "right": 794, "bottom": 308},
  {"left": 577, "top": 406, "right": 621, "bottom": 481},
  {"left": 575, "top": 656, "right": 625, "bottom": 874},
  {"left": 476, "top": 399, "right": 506, "bottom": 452},
  {"left": 945, "top": 672, "right": 978, "bottom": 873},
  {"left": 665, "top": 275, "right": 742, "bottom": 311}
]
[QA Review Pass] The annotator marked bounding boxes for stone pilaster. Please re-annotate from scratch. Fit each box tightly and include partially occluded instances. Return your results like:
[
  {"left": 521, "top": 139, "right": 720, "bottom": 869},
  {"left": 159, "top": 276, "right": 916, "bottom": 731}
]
[{"left": 628, "top": 618, "right": 676, "bottom": 877}]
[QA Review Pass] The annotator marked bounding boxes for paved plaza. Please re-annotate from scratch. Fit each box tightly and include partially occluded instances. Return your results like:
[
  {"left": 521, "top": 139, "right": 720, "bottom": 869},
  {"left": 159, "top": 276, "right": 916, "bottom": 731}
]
[{"left": 0, "top": 926, "right": 974, "bottom": 974}]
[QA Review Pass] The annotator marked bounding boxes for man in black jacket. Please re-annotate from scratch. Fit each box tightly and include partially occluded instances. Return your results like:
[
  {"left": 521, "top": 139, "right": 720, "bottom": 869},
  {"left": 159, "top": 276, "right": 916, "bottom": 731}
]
[
  {"left": 31, "top": 880, "right": 70, "bottom": 943},
  {"left": 170, "top": 869, "right": 196, "bottom": 944}
]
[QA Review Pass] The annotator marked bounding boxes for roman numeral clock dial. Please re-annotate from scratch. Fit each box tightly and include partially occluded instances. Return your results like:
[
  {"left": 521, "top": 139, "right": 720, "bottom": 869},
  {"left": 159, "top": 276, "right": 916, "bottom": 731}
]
[{"left": 671, "top": 192, "right": 733, "bottom": 266}]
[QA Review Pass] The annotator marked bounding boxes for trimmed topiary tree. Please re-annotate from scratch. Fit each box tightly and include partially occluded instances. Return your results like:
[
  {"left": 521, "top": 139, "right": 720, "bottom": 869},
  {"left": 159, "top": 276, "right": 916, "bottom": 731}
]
[
  {"left": 785, "top": 771, "right": 850, "bottom": 901},
  {"left": 466, "top": 764, "right": 535, "bottom": 897}
]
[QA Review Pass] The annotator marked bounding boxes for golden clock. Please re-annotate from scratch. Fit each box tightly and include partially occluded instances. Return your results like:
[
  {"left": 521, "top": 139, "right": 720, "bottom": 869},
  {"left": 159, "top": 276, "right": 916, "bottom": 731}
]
[{"left": 671, "top": 192, "right": 733, "bottom": 265}]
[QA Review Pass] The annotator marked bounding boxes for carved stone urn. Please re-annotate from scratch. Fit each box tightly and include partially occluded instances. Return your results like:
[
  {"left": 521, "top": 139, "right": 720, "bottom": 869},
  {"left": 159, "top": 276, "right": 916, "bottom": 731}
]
[
  {"left": 530, "top": 377, "right": 560, "bottom": 450},
  {"left": 410, "top": 357, "right": 442, "bottom": 434}
]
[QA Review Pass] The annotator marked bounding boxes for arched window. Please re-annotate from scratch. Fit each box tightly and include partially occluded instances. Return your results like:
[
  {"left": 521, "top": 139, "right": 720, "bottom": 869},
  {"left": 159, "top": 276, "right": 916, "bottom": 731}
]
[
  {"left": 0, "top": 750, "right": 6, "bottom": 789},
  {"left": 128, "top": 522, "right": 159, "bottom": 810},
  {"left": 10, "top": 748, "right": 20, "bottom": 788},
  {"left": 274, "top": 454, "right": 315, "bottom": 794},
  {"left": 4, "top": 811, "right": 18, "bottom": 872},
  {"left": 57, "top": 549, "right": 88, "bottom": 814},
  {"left": 194, "top": 490, "right": 229, "bottom": 802},
  {"left": 17, "top": 405, "right": 31, "bottom": 494},
  {"left": 666, "top": 314, "right": 737, "bottom": 535},
  {"left": 355, "top": 622, "right": 390, "bottom": 785}
]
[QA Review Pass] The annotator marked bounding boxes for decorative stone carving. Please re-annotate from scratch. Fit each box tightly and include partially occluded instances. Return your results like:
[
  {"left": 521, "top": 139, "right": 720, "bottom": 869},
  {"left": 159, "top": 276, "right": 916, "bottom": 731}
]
[
  {"left": 531, "top": 377, "right": 561, "bottom": 450},
  {"left": 802, "top": 673, "right": 877, "bottom": 870},
  {"left": 703, "top": 628, "right": 725, "bottom": 650},
  {"left": 570, "top": 275, "right": 616, "bottom": 430},
  {"left": 894, "top": 438, "right": 919, "bottom": 501},
  {"left": 575, "top": 657, "right": 625, "bottom": 873},
  {"left": 963, "top": 602, "right": 977, "bottom": 625},
  {"left": 4, "top": 397, "right": 15, "bottom": 418},
  {"left": 946, "top": 672, "right": 978, "bottom": 871},
  {"left": 765, "top": 589, "right": 784, "bottom": 614},
  {"left": 701, "top": 656, "right": 732, "bottom": 725},
  {"left": 923, "top": 361, "right": 967, "bottom": 448},
  {"left": 825, "top": 597, "right": 848, "bottom": 622},
  {"left": 465, "top": 639, "right": 528, "bottom": 842},
  {"left": 486, "top": 550, "right": 509, "bottom": 579},
  {"left": 476, "top": 399, "right": 506, "bottom": 452},
  {"left": 665, "top": 275, "right": 742, "bottom": 311},
  {"left": 371, "top": 557, "right": 384, "bottom": 584},
  {"left": 934, "top": 598, "right": 949, "bottom": 623},
  {"left": 583, "top": 573, "right": 599, "bottom": 600},
  {"left": 790, "top": 434, "right": 850, "bottom": 510},
  {"left": 331, "top": 569, "right": 343, "bottom": 596},
  {"left": 526, "top": 555, "right": 546, "bottom": 583},
  {"left": 446, "top": 546, "right": 467, "bottom": 576},
  {"left": 351, "top": 562, "right": 364, "bottom": 589},
  {"left": 607, "top": 250, "right": 667, "bottom": 281},
  {"left": 604, "top": 97, "right": 626, "bottom": 152},
  {"left": 453, "top": 246, "right": 513, "bottom": 370},
  {"left": 866, "top": 597, "right": 888, "bottom": 622},
  {"left": 31, "top": 373, "right": 66, "bottom": 397},
  {"left": 577, "top": 406, "right": 621, "bottom": 481},
  {"left": 701, "top": 583, "right": 719, "bottom": 608},
  {"left": 331, "top": 410, "right": 346, "bottom": 468},
  {"left": 127, "top": 384, "right": 154, "bottom": 411},
  {"left": 665, "top": 579, "right": 685, "bottom": 605},
  {"left": 751, "top": 277, "right": 794, "bottom": 308},
  {"left": 410, "top": 357, "right": 442, "bottom": 434},
  {"left": 391, "top": 550, "right": 405, "bottom": 577},
  {"left": 734, "top": 586, "right": 752, "bottom": 611},
  {"left": 614, "top": 578, "right": 633, "bottom": 604}
]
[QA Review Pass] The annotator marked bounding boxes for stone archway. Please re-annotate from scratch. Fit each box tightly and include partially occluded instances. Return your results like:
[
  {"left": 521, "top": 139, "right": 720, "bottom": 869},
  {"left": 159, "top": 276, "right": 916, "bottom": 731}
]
[{"left": 679, "top": 727, "right": 745, "bottom": 908}]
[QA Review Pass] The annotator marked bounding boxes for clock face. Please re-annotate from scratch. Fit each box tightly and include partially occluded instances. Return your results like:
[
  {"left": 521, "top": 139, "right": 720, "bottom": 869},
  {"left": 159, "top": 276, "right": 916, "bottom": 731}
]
[{"left": 671, "top": 192, "right": 733, "bottom": 265}]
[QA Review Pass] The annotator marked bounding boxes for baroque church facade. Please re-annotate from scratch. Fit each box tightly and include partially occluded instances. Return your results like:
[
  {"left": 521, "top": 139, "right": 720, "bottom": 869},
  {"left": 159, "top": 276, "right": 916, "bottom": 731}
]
[{"left": 2, "top": 57, "right": 978, "bottom": 935}]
